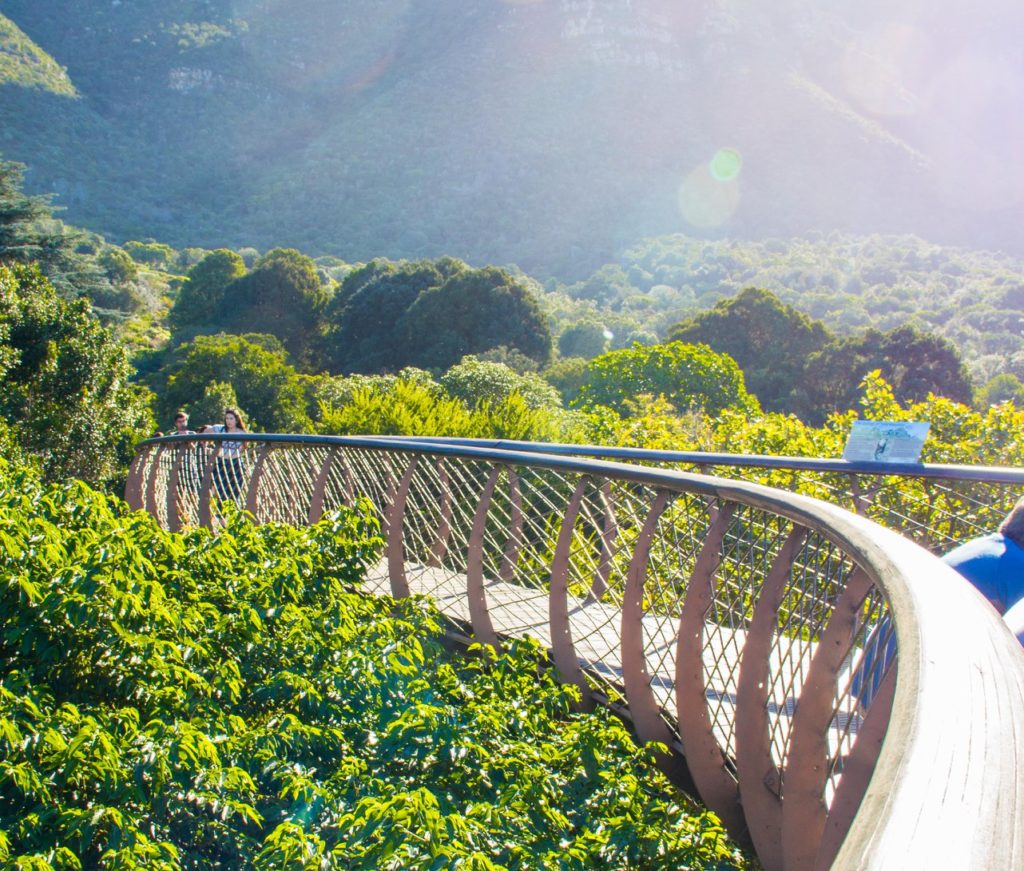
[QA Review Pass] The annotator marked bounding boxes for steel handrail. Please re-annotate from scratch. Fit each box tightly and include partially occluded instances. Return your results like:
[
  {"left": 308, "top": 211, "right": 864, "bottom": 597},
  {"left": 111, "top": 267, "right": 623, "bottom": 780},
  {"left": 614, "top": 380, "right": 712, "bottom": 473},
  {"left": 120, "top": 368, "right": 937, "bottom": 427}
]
[{"left": 372, "top": 435, "right": 1024, "bottom": 484}]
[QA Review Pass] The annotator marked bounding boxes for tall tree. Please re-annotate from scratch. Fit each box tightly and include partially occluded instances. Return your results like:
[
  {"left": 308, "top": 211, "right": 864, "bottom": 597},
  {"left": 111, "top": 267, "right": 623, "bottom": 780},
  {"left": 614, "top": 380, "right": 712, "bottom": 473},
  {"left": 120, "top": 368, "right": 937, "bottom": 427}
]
[
  {"left": 668, "top": 287, "right": 833, "bottom": 413},
  {"left": 157, "top": 333, "right": 312, "bottom": 433},
  {"left": 558, "top": 320, "right": 610, "bottom": 360},
  {"left": 0, "top": 159, "right": 112, "bottom": 301},
  {"left": 169, "top": 248, "right": 246, "bottom": 336},
  {"left": 217, "top": 248, "right": 327, "bottom": 368},
  {"left": 399, "top": 266, "right": 553, "bottom": 371},
  {"left": 324, "top": 258, "right": 461, "bottom": 373},
  {"left": 798, "top": 325, "right": 974, "bottom": 422},
  {"left": 0, "top": 263, "right": 152, "bottom": 486}
]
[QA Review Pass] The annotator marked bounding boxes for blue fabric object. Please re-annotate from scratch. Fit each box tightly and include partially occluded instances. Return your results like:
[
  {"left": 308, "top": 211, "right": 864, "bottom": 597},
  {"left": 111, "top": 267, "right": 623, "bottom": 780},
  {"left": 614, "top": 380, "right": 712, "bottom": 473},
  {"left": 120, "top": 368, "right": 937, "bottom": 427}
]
[
  {"left": 941, "top": 533, "right": 1024, "bottom": 614},
  {"left": 853, "top": 532, "right": 1024, "bottom": 706},
  {"left": 850, "top": 614, "right": 896, "bottom": 709}
]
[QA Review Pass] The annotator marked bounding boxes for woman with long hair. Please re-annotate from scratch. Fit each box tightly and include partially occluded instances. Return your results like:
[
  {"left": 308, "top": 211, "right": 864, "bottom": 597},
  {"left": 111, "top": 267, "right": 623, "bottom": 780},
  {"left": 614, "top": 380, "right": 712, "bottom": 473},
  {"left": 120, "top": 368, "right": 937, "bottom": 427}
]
[{"left": 211, "top": 407, "right": 246, "bottom": 501}]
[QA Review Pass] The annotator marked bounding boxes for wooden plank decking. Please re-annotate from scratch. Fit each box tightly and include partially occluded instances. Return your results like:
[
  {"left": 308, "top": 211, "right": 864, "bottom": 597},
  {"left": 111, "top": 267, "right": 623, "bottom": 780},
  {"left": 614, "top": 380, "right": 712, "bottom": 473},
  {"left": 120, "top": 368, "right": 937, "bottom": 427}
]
[{"left": 363, "top": 560, "right": 860, "bottom": 760}]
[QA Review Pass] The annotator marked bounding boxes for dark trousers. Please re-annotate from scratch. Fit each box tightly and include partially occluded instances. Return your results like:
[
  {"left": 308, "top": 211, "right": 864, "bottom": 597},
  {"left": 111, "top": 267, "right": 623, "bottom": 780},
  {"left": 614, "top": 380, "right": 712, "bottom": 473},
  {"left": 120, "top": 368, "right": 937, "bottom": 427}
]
[{"left": 213, "top": 456, "right": 243, "bottom": 501}]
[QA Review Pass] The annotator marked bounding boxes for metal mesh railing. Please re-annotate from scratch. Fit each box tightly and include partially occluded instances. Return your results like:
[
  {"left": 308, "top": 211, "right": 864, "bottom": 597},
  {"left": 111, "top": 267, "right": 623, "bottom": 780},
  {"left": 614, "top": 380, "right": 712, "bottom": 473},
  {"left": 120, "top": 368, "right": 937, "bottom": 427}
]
[
  {"left": 127, "top": 433, "right": 1024, "bottom": 871},
  {"left": 390, "top": 438, "right": 1024, "bottom": 553}
]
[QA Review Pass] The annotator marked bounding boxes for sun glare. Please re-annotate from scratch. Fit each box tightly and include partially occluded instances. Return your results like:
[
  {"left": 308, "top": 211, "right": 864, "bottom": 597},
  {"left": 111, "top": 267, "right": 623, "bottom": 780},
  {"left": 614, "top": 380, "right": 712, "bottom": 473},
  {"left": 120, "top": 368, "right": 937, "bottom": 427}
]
[{"left": 679, "top": 156, "right": 741, "bottom": 229}]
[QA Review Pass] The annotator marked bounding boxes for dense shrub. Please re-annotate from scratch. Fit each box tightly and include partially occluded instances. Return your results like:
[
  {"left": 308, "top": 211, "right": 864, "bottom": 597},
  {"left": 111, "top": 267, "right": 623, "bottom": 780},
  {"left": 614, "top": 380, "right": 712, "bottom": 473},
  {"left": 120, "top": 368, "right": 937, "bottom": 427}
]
[
  {"left": 575, "top": 342, "right": 759, "bottom": 418},
  {"left": 0, "top": 457, "right": 747, "bottom": 869},
  {"left": 318, "top": 378, "right": 584, "bottom": 443},
  {"left": 440, "top": 356, "right": 562, "bottom": 411},
  {"left": 602, "top": 372, "right": 1024, "bottom": 547}
]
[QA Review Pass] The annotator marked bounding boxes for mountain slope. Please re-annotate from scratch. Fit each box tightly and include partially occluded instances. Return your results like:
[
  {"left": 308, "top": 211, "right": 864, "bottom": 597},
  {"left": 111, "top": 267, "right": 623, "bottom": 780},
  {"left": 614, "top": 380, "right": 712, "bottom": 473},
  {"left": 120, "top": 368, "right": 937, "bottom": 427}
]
[
  {"left": 0, "top": 0, "right": 1019, "bottom": 278},
  {"left": 0, "top": 13, "right": 75, "bottom": 96}
]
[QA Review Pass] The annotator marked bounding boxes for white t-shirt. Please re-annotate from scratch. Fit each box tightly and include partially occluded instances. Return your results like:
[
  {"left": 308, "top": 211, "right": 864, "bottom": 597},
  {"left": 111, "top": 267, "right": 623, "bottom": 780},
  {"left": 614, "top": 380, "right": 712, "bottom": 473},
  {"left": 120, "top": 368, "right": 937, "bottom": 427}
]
[{"left": 212, "top": 425, "right": 243, "bottom": 458}]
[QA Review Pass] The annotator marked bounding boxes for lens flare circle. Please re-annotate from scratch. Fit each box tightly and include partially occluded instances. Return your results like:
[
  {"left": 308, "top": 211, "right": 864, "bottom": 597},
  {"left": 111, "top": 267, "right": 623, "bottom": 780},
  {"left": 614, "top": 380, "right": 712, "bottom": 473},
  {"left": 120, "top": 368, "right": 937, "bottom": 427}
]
[
  {"left": 678, "top": 161, "right": 741, "bottom": 229},
  {"left": 709, "top": 147, "right": 742, "bottom": 182}
]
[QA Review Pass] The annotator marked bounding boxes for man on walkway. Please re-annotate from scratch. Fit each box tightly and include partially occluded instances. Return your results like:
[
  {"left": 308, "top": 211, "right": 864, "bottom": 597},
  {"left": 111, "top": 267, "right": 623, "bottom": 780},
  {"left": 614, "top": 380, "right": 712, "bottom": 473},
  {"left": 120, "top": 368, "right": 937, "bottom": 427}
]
[{"left": 169, "top": 410, "right": 201, "bottom": 505}]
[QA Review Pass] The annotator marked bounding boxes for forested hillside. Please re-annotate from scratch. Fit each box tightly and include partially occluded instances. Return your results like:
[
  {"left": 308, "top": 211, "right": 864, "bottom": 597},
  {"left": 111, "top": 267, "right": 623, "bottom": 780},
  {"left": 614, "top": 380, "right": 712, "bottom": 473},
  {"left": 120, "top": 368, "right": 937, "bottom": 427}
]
[
  {"left": 0, "top": 0, "right": 1020, "bottom": 278},
  {"left": 0, "top": 13, "right": 74, "bottom": 95},
  {"left": 553, "top": 233, "right": 1024, "bottom": 387}
]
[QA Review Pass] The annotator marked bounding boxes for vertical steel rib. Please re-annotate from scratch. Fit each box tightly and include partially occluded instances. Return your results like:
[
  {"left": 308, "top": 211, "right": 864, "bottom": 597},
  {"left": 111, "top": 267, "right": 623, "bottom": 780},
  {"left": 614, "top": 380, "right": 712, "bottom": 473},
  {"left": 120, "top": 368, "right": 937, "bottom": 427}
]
[
  {"left": 386, "top": 456, "right": 418, "bottom": 598},
  {"left": 166, "top": 444, "right": 186, "bottom": 533},
  {"left": 466, "top": 465, "right": 501, "bottom": 648},
  {"left": 338, "top": 451, "right": 356, "bottom": 506},
  {"left": 428, "top": 459, "right": 452, "bottom": 567},
  {"left": 621, "top": 489, "right": 675, "bottom": 746},
  {"left": 734, "top": 525, "right": 809, "bottom": 871},
  {"left": 379, "top": 454, "right": 397, "bottom": 539},
  {"left": 674, "top": 503, "right": 747, "bottom": 837},
  {"left": 585, "top": 480, "right": 618, "bottom": 604},
  {"left": 848, "top": 474, "right": 869, "bottom": 516},
  {"left": 125, "top": 445, "right": 150, "bottom": 510},
  {"left": 781, "top": 567, "right": 874, "bottom": 871},
  {"left": 498, "top": 467, "right": 524, "bottom": 581},
  {"left": 144, "top": 444, "right": 167, "bottom": 517},
  {"left": 197, "top": 445, "right": 219, "bottom": 529},
  {"left": 548, "top": 476, "right": 594, "bottom": 709},
  {"left": 245, "top": 444, "right": 273, "bottom": 520},
  {"left": 813, "top": 666, "right": 897, "bottom": 871},
  {"left": 307, "top": 446, "right": 337, "bottom": 524}
]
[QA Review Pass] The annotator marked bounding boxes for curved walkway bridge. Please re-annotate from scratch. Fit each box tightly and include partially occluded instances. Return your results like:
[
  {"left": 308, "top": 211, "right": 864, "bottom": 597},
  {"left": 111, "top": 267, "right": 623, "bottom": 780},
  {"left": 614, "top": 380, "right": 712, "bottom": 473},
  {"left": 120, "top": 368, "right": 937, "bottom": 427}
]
[{"left": 128, "top": 434, "right": 1024, "bottom": 871}]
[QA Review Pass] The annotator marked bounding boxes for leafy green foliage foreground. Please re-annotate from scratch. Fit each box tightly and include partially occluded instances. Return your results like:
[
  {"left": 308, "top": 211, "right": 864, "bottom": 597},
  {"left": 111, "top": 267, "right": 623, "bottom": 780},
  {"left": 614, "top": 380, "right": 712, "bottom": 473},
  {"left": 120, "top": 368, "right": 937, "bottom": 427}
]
[{"left": 0, "top": 461, "right": 744, "bottom": 870}]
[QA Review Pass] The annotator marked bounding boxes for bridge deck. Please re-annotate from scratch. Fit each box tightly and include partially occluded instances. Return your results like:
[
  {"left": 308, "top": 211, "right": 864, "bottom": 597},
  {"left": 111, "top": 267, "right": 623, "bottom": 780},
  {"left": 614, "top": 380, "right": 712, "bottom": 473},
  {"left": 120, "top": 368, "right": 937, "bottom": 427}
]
[{"left": 363, "top": 560, "right": 859, "bottom": 761}]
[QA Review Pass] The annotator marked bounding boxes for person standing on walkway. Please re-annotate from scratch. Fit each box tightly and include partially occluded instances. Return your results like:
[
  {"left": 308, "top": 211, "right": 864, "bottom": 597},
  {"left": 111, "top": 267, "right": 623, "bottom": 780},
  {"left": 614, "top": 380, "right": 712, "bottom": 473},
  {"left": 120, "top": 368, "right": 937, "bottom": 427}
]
[
  {"left": 169, "top": 410, "right": 201, "bottom": 504},
  {"left": 210, "top": 407, "right": 246, "bottom": 501}
]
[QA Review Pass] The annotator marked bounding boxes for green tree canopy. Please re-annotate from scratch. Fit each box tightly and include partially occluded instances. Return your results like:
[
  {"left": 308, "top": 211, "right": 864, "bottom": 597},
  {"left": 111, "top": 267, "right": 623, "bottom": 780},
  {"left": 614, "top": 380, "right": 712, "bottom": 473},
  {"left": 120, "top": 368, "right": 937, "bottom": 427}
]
[
  {"left": 318, "top": 378, "right": 576, "bottom": 442},
  {"left": 558, "top": 320, "right": 611, "bottom": 360},
  {"left": 668, "top": 287, "right": 833, "bottom": 413},
  {"left": 543, "top": 356, "right": 589, "bottom": 406},
  {"left": 168, "top": 248, "right": 246, "bottom": 336},
  {"left": 576, "top": 341, "right": 760, "bottom": 417},
  {"left": 324, "top": 258, "right": 461, "bottom": 373},
  {"left": 302, "top": 367, "right": 438, "bottom": 421},
  {"left": 157, "top": 333, "right": 312, "bottom": 432},
  {"left": 88, "top": 246, "right": 143, "bottom": 312},
  {"left": 399, "top": 266, "right": 553, "bottom": 371},
  {"left": 0, "top": 159, "right": 112, "bottom": 302},
  {"left": 217, "top": 248, "right": 328, "bottom": 368},
  {"left": 122, "top": 239, "right": 176, "bottom": 269},
  {"left": 0, "top": 263, "right": 153, "bottom": 486},
  {"left": 566, "top": 264, "right": 636, "bottom": 305},
  {"left": 440, "top": 355, "right": 562, "bottom": 410},
  {"left": 97, "top": 245, "right": 139, "bottom": 285},
  {"left": 186, "top": 380, "right": 242, "bottom": 429},
  {"left": 798, "top": 324, "right": 974, "bottom": 422},
  {"left": 475, "top": 344, "right": 542, "bottom": 373},
  {"left": 977, "top": 373, "right": 1024, "bottom": 409}
]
